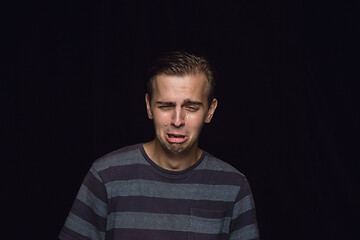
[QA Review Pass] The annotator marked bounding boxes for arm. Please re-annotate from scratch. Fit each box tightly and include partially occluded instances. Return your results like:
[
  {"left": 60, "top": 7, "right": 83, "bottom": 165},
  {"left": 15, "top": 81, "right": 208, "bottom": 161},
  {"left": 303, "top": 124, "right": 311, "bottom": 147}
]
[
  {"left": 59, "top": 167, "right": 108, "bottom": 240},
  {"left": 229, "top": 178, "right": 260, "bottom": 240}
]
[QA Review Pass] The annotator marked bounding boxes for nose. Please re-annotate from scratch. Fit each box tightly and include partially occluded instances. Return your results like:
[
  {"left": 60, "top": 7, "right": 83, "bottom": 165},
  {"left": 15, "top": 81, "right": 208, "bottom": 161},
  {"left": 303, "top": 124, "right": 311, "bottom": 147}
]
[{"left": 171, "top": 107, "right": 185, "bottom": 127}]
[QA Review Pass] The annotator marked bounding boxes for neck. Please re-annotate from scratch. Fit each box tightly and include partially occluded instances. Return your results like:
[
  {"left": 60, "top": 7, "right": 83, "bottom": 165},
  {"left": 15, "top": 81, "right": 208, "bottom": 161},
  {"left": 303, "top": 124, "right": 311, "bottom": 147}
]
[{"left": 143, "top": 140, "right": 202, "bottom": 171}]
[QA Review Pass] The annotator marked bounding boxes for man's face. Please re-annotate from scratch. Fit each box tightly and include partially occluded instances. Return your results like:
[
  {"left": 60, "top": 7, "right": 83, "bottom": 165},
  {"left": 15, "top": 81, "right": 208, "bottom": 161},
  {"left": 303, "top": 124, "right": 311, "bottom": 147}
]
[{"left": 145, "top": 73, "right": 217, "bottom": 157}]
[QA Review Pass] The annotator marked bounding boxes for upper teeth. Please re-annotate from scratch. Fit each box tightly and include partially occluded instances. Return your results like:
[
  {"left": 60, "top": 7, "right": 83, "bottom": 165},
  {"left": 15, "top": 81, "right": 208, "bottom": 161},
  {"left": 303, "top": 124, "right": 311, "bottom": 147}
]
[{"left": 169, "top": 134, "right": 184, "bottom": 138}]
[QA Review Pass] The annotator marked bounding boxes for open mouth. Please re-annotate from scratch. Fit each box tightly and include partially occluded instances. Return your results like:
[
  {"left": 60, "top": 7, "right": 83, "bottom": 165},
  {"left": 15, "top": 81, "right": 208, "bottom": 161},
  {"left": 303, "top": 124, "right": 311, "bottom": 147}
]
[
  {"left": 167, "top": 133, "right": 186, "bottom": 138},
  {"left": 166, "top": 133, "right": 188, "bottom": 143}
]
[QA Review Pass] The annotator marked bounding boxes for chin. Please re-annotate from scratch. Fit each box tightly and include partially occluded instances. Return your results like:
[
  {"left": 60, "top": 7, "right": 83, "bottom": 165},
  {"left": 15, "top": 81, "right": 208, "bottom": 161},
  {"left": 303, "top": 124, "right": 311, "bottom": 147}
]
[
  {"left": 161, "top": 141, "right": 193, "bottom": 156},
  {"left": 167, "top": 146, "right": 188, "bottom": 156}
]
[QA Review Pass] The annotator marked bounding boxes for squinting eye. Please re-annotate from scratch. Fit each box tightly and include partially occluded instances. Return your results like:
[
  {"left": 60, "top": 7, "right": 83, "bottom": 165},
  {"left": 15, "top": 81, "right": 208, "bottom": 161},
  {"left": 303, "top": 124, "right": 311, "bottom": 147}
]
[
  {"left": 186, "top": 106, "right": 199, "bottom": 112},
  {"left": 159, "top": 106, "right": 172, "bottom": 110}
]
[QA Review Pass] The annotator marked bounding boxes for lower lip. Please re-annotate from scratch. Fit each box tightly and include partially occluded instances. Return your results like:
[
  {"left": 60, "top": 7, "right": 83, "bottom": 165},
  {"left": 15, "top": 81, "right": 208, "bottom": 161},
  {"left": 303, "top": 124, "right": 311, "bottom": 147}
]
[{"left": 166, "top": 134, "right": 188, "bottom": 144}]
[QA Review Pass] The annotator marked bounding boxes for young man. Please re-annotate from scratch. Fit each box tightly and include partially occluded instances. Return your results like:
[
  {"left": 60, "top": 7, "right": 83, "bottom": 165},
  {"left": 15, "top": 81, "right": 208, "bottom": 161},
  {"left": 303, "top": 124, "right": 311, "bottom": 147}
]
[{"left": 59, "top": 52, "right": 259, "bottom": 240}]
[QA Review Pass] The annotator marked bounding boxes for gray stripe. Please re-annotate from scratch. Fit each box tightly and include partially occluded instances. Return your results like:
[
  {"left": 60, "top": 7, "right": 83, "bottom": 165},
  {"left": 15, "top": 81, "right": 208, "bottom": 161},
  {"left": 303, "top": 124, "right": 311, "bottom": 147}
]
[
  {"left": 90, "top": 167, "right": 102, "bottom": 182},
  {"left": 93, "top": 149, "right": 149, "bottom": 171},
  {"left": 77, "top": 184, "right": 107, "bottom": 217},
  {"left": 65, "top": 212, "right": 106, "bottom": 240},
  {"left": 190, "top": 215, "right": 231, "bottom": 234},
  {"left": 197, "top": 156, "right": 242, "bottom": 174},
  {"left": 106, "top": 179, "right": 240, "bottom": 201},
  {"left": 232, "top": 195, "right": 253, "bottom": 220},
  {"left": 230, "top": 224, "right": 259, "bottom": 240},
  {"left": 107, "top": 212, "right": 231, "bottom": 234},
  {"left": 107, "top": 212, "right": 189, "bottom": 232}
]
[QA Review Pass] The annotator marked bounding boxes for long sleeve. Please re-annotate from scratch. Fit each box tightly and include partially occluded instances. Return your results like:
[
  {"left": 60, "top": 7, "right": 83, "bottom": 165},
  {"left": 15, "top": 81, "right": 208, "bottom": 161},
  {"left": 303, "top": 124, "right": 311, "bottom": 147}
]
[
  {"left": 229, "top": 178, "right": 260, "bottom": 240},
  {"left": 59, "top": 167, "right": 108, "bottom": 240}
]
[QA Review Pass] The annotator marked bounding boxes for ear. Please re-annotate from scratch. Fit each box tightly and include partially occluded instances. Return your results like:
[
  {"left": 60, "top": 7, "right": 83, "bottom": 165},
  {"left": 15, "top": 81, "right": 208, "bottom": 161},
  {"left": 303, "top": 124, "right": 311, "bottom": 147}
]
[
  {"left": 205, "top": 98, "right": 218, "bottom": 123},
  {"left": 145, "top": 93, "right": 153, "bottom": 119}
]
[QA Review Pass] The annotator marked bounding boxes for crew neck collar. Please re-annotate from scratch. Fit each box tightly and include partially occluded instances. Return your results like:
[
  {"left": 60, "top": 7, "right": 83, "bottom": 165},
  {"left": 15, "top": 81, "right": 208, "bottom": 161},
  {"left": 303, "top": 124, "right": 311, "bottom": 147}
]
[{"left": 139, "top": 144, "right": 206, "bottom": 177}]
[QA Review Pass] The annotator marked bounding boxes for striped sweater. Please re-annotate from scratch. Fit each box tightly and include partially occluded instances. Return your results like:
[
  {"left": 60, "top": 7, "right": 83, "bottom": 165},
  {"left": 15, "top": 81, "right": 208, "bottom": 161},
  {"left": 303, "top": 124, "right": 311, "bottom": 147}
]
[{"left": 59, "top": 144, "right": 259, "bottom": 240}]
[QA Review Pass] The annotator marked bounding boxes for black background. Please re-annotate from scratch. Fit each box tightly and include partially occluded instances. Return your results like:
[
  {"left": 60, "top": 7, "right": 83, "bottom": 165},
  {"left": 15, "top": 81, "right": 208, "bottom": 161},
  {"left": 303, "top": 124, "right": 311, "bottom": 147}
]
[{"left": 2, "top": 0, "right": 359, "bottom": 239}]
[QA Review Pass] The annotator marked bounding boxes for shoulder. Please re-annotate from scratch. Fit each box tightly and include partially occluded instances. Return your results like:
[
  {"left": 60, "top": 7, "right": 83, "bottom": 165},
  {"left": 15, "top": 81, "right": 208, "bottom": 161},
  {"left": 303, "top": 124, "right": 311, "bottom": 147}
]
[
  {"left": 196, "top": 152, "right": 247, "bottom": 186},
  {"left": 92, "top": 143, "right": 148, "bottom": 172},
  {"left": 199, "top": 152, "right": 245, "bottom": 176}
]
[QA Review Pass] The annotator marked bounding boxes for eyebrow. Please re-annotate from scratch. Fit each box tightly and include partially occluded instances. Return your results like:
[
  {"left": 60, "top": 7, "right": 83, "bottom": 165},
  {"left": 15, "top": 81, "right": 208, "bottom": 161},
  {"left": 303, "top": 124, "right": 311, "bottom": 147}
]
[
  {"left": 183, "top": 99, "right": 203, "bottom": 106},
  {"left": 155, "top": 101, "right": 175, "bottom": 106},
  {"left": 155, "top": 99, "right": 203, "bottom": 106}
]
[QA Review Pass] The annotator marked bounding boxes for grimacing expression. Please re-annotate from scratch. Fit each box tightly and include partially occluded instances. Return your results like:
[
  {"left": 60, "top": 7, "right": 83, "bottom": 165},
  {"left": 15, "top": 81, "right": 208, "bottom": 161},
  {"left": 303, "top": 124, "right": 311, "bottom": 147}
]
[{"left": 146, "top": 73, "right": 217, "bottom": 156}]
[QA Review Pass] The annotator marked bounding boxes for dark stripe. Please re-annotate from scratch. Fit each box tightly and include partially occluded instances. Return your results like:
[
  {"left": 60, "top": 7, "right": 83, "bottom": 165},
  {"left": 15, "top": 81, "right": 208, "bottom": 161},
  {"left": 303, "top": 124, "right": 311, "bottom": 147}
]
[
  {"left": 190, "top": 208, "right": 225, "bottom": 219},
  {"left": 106, "top": 179, "right": 239, "bottom": 201},
  {"left": 230, "top": 224, "right": 259, "bottom": 240},
  {"left": 189, "top": 232, "right": 230, "bottom": 240},
  {"left": 60, "top": 227, "right": 93, "bottom": 240},
  {"left": 71, "top": 199, "right": 107, "bottom": 231},
  {"left": 106, "top": 212, "right": 231, "bottom": 234},
  {"left": 99, "top": 164, "right": 245, "bottom": 186},
  {"left": 107, "top": 228, "right": 231, "bottom": 240},
  {"left": 230, "top": 209, "right": 258, "bottom": 232},
  {"left": 82, "top": 168, "right": 108, "bottom": 203},
  {"left": 108, "top": 228, "right": 189, "bottom": 240},
  {"left": 108, "top": 196, "right": 234, "bottom": 217}
]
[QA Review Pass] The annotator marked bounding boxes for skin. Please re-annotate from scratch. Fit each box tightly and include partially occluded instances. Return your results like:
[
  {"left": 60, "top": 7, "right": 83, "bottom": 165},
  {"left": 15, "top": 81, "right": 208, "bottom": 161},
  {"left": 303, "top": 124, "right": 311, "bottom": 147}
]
[{"left": 143, "top": 73, "right": 218, "bottom": 171}]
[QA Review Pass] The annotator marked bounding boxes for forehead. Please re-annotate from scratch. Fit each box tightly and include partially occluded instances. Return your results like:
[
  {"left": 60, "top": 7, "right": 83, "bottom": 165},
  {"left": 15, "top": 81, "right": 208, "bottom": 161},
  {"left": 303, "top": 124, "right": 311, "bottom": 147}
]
[{"left": 152, "top": 73, "right": 209, "bottom": 101}]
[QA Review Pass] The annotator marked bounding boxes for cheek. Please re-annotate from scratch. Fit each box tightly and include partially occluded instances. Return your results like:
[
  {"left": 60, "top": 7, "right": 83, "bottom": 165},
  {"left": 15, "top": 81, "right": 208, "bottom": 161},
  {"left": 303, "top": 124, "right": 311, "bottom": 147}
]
[
  {"left": 153, "top": 111, "right": 171, "bottom": 126},
  {"left": 186, "top": 113, "right": 206, "bottom": 129}
]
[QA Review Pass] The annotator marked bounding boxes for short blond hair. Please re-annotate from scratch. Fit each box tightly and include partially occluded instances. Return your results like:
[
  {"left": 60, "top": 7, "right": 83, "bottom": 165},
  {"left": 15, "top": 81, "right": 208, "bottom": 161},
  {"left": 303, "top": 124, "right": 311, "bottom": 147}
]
[{"left": 147, "top": 51, "right": 215, "bottom": 106}]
